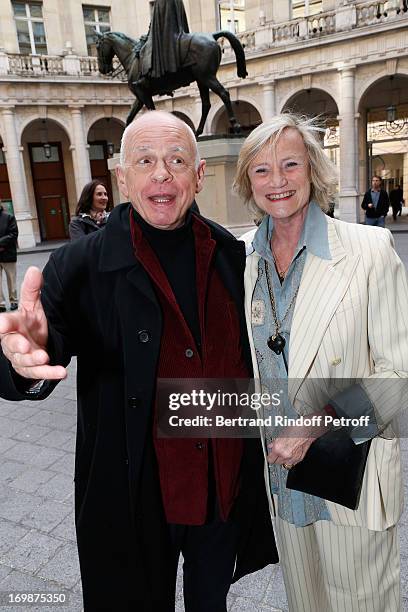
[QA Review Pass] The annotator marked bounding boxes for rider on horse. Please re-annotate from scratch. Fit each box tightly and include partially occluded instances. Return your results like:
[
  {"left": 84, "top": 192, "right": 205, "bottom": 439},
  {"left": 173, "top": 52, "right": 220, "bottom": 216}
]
[{"left": 137, "top": 0, "right": 190, "bottom": 87}]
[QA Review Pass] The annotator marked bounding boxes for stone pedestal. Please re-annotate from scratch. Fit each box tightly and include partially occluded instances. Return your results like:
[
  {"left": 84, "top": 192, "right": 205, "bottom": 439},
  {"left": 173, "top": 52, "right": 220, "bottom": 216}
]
[{"left": 196, "top": 137, "right": 254, "bottom": 234}]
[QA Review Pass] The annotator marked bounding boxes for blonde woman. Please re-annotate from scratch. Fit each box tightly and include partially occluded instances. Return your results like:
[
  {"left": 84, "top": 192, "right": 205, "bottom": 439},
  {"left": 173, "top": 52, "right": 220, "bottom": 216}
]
[{"left": 234, "top": 113, "right": 408, "bottom": 612}]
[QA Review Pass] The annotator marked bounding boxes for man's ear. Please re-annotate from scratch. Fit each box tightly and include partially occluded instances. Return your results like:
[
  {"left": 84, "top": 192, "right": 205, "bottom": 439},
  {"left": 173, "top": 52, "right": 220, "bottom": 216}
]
[
  {"left": 195, "top": 159, "right": 206, "bottom": 194},
  {"left": 115, "top": 165, "right": 129, "bottom": 200}
]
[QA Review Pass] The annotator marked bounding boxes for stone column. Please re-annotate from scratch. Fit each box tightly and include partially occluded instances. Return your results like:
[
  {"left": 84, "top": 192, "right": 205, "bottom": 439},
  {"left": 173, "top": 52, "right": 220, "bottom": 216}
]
[
  {"left": 357, "top": 110, "right": 368, "bottom": 222},
  {"left": 262, "top": 80, "right": 276, "bottom": 120},
  {"left": 69, "top": 105, "right": 92, "bottom": 198},
  {"left": 338, "top": 67, "right": 359, "bottom": 222},
  {"left": 107, "top": 155, "right": 123, "bottom": 206},
  {"left": 1, "top": 106, "right": 36, "bottom": 248}
]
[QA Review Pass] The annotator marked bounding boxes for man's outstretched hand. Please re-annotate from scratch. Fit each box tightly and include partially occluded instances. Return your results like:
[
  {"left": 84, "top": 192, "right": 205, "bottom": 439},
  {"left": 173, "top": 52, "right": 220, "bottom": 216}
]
[{"left": 0, "top": 266, "right": 67, "bottom": 381}]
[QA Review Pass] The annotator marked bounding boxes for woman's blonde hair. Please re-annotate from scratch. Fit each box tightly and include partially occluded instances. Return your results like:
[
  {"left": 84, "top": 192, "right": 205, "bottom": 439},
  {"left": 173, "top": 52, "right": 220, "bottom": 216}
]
[{"left": 233, "top": 113, "right": 338, "bottom": 220}]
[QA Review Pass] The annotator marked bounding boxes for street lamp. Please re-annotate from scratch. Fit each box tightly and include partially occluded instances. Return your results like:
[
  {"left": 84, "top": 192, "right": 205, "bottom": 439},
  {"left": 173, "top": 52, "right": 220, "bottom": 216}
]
[
  {"left": 41, "top": 119, "right": 52, "bottom": 159},
  {"left": 43, "top": 142, "right": 52, "bottom": 159},
  {"left": 386, "top": 105, "right": 397, "bottom": 124}
]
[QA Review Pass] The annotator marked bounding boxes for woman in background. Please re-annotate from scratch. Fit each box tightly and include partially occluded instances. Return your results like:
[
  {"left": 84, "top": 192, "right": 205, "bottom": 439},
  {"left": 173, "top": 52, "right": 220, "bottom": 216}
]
[{"left": 69, "top": 180, "right": 110, "bottom": 241}]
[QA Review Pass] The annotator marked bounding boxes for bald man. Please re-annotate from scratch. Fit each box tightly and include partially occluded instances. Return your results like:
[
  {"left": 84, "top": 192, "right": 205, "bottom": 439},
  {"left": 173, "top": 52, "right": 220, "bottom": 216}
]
[{"left": 0, "top": 112, "right": 276, "bottom": 612}]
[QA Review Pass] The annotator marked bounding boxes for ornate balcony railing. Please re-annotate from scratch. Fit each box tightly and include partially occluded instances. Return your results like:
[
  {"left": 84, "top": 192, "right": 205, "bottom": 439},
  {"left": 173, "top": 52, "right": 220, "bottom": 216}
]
[
  {"left": 7, "top": 53, "right": 64, "bottom": 75},
  {"left": 78, "top": 55, "right": 99, "bottom": 76},
  {"left": 357, "top": 0, "right": 408, "bottom": 27},
  {"left": 0, "top": 51, "right": 126, "bottom": 79},
  {"left": 219, "top": 0, "right": 407, "bottom": 57}
]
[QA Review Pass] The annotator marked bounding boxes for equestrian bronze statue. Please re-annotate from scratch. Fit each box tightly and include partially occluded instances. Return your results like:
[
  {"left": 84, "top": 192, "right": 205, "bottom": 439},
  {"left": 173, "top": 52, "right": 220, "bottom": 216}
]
[{"left": 95, "top": 2, "right": 247, "bottom": 136}]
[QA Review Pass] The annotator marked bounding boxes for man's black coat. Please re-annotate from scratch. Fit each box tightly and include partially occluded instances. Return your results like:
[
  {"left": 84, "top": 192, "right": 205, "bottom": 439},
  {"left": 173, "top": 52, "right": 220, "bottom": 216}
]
[
  {"left": 0, "top": 206, "right": 18, "bottom": 263},
  {"left": 361, "top": 189, "right": 390, "bottom": 218},
  {"left": 0, "top": 203, "right": 277, "bottom": 611}
]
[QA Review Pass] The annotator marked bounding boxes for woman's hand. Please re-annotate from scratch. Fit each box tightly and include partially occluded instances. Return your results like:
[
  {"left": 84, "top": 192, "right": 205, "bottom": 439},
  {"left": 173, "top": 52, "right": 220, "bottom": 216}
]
[
  {"left": 267, "top": 410, "right": 330, "bottom": 467},
  {"left": 95, "top": 211, "right": 105, "bottom": 223}
]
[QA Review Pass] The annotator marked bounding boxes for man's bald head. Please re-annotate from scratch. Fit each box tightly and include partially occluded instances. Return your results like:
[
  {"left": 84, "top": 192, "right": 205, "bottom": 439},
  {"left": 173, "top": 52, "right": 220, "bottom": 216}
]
[
  {"left": 115, "top": 109, "right": 206, "bottom": 230},
  {"left": 119, "top": 111, "right": 200, "bottom": 168}
]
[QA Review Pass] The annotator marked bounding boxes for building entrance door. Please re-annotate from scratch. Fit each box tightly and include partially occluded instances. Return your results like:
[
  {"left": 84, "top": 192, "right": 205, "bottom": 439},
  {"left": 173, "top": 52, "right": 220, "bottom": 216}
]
[
  {"left": 40, "top": 195, "right": 67, "bottom": 240},
  {"left": 29, "top": 143, "right": 70, "bottom": 241}
]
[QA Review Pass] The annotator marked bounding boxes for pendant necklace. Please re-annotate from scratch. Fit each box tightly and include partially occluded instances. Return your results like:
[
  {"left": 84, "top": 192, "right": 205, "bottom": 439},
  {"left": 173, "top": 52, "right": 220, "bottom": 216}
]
[
  {"left": 271, "top": 246, "right": 291, "bottom": 282},
  {"left": 264, "top": 260, "right": 299, "bottom": 355}
]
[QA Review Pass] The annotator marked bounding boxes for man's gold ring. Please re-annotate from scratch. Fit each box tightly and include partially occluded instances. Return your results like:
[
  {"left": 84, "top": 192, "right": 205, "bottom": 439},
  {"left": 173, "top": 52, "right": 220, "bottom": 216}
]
[{"left": 282, "top": 463, "right": 293, "bottom": 470}]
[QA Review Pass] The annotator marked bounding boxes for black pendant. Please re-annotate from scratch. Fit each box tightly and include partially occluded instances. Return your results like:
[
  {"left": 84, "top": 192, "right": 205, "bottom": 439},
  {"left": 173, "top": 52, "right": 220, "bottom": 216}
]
[{"left": 267, "top": 333, "right": 286, "bottom": 355}]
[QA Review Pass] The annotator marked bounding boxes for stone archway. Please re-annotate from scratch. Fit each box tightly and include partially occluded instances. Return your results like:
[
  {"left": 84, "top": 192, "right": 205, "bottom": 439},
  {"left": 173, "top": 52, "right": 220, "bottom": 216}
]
[
  {"left": 281, "top": 87, "right": 339, "bottom": 119},
  {"left": 281, "top": 88, "right": 339, "bottom": 149},
  {"left": 358, "top": 74, "right": 408, "bottom": 199},
  {"left": 282, "top": 88, "right": 340, "bottom": 201},
  {"left": 171, "top": 111, "right": 195, "bottom": 132},
  {"left": 21, "top": 118, "right": 73, "bottom": 241},
  {"left": 212, "top": 101, "right": 262, "bottom": 136}
]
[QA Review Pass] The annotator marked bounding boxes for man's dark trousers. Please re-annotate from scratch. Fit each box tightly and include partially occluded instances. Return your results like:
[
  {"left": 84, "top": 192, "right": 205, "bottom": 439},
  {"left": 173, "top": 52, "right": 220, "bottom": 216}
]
[{"left": 169, "top": 506, "right": 237, "bottom": 612}]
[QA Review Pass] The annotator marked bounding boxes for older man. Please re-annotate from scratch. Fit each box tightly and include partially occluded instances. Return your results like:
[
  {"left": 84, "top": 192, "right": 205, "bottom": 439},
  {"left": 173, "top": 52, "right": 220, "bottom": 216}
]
[{"left": 0, "top": 111, "right": 276, "bottom": 612}]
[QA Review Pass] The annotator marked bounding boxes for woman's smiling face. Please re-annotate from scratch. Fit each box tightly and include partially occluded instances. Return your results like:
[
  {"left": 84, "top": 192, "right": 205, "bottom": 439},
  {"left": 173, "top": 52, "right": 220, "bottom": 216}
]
[{"left": 248, "top": 128, "right": 311, "bottom": 222}]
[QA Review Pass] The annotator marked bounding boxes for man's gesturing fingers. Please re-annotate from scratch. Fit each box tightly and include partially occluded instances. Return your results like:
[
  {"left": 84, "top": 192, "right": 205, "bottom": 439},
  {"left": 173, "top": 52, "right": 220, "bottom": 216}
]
[
  {"left": 0, "top": 329, "right": 32, "bottom": 354},
  {"left": 0, "top": 266, "right": 46, "bottom": 339},
  {"left": 0, "top": 266, "right": 48, "bottom": 352},
  {"left": 1, "top": 332, "right": 67, "bottom": 380},
  {"left": 0, "top": 267, "right": 66, "bottom": 380}
]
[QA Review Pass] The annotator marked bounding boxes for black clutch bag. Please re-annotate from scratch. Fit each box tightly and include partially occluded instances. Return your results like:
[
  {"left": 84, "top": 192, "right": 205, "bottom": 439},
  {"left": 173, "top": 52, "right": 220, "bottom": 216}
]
[{"left": 286, "top": 431, "right": 371, "bottom": 510}]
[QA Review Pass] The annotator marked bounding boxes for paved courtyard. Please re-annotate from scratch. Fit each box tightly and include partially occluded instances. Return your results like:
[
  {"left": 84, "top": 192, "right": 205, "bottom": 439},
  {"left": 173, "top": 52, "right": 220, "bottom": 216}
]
[{"left": 0, "top": 231, "right": 407, "bottom": 611}]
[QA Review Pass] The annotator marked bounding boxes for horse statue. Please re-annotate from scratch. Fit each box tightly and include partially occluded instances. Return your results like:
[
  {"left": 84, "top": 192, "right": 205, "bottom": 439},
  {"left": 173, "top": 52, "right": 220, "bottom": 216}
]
[{"left": 95, "top": 30, "right": 247, "bottom": 137}]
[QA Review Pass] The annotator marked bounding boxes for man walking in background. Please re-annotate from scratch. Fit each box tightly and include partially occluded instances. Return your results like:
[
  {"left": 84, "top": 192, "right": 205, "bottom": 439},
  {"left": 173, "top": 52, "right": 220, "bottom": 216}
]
[
  {"left": 390, "top": 184, "right": 405, "bottom": 221},
  {"left": 361, "top": 175, "right": 390, "bottom": 227},
  {"left": 0, "top": 201, "right": 18, "bottom": 312}
]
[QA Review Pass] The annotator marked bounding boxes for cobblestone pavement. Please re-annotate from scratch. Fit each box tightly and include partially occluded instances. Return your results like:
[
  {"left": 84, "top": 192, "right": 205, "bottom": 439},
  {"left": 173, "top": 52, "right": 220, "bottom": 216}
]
[{"left": 0, "top": 236, "right": 407, "bottom": 612}]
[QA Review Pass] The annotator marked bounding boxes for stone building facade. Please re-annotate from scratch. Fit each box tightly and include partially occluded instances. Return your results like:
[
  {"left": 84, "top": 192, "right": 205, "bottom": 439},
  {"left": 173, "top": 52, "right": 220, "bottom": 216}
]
[{"left": 0, "top": 0, "right": 407, "bottom": 246}]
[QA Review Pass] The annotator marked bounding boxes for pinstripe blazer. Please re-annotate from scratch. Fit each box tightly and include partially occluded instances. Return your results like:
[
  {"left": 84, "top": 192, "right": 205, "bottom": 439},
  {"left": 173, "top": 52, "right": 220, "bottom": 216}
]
[{"left": 242, "top": 214, "right": 408, "bottom": 531}]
